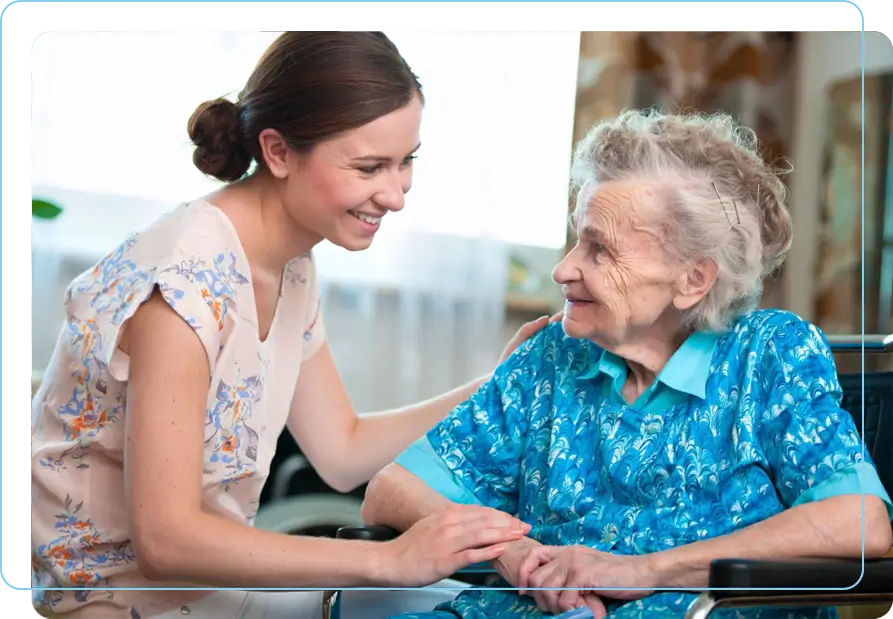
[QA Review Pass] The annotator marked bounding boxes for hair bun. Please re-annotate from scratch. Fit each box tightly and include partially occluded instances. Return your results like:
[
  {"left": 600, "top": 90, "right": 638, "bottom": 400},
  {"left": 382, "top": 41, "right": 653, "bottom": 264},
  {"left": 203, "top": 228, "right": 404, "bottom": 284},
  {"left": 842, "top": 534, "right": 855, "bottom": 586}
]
[{"left": 187, "top": 98, "right": 252, "bottom": 182}]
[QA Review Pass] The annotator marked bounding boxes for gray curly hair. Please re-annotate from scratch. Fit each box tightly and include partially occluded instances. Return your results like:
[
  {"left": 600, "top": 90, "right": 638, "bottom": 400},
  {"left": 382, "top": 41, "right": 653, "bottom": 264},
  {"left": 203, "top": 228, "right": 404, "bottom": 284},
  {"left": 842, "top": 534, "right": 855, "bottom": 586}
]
[{"left": 570, "top": 109, "right": 793, "bottom": 332}]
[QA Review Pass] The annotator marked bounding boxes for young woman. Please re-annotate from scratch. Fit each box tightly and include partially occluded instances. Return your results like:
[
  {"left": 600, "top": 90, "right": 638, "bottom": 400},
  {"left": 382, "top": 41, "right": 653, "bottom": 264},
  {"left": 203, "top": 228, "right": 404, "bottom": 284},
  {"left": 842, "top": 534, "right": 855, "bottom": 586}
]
[{"left": 31, "top": 32, "right": 546, "bottom": 619}]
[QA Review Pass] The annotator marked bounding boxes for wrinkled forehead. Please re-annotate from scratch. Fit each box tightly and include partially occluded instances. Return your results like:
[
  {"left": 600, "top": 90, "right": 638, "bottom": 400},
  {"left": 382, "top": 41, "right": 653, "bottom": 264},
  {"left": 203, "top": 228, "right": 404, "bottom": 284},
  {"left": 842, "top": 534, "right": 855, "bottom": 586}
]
[{"left": 571, "top": 179, "right": 660, "bottom": 233}]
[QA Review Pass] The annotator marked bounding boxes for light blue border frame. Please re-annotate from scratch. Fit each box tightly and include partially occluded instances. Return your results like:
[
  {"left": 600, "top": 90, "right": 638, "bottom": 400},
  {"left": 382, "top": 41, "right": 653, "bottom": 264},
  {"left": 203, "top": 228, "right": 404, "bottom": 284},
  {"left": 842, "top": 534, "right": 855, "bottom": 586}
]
[{"left": 0, "top": 0, "right": 893, "bottom": 617}]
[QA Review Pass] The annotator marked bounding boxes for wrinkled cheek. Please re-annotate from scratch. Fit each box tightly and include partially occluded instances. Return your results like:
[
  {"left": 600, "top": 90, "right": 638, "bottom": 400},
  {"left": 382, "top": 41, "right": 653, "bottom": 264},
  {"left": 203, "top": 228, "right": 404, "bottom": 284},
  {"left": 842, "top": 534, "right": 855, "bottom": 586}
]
[{"left": 594, "top": 270, "right": 632, "bottom": 324}]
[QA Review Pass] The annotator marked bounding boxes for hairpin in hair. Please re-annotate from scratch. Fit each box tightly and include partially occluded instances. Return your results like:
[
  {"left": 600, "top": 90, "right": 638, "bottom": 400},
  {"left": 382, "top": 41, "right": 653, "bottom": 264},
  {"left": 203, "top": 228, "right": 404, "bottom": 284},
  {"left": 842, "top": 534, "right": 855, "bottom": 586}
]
[{"left": 712, "top": 181, "right": 741, "bottom": 227}]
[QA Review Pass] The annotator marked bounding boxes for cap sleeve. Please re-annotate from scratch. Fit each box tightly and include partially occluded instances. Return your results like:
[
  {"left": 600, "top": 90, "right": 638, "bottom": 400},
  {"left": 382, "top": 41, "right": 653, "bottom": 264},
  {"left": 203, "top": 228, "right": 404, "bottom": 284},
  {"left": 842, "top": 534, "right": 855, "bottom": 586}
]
[
  {"left": 65, "top": 236, "right": 243, "bottom": 383},
  {"left": 756, "top": 316, "right": 889, "bottom": 511}
]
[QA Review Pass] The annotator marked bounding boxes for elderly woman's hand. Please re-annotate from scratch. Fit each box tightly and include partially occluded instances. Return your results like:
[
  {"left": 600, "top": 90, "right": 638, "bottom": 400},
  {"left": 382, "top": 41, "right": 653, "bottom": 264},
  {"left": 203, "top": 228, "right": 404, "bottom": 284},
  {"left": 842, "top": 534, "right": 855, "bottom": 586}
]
[
  {"left": 518, "top": 545, "right": 655, "bottom": 615},
  {"left": 491, "top": 536, "right": 543, "bottom": 587},
  {"left": 497, "top": 312, "right": 563, "bottom": 366}
]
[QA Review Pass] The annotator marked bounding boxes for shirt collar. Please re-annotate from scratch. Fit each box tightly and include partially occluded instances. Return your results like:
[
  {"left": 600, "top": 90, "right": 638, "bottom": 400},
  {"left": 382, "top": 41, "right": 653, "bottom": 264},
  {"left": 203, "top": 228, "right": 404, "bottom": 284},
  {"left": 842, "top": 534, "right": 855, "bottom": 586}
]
[{"left": 578, "top": 331, "right": 723, "bottom": 400}]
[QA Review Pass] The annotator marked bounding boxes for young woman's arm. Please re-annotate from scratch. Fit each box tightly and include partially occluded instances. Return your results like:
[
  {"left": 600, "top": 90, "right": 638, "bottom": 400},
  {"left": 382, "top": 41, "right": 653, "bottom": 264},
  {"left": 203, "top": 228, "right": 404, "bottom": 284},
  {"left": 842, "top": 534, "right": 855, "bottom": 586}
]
[
  {"left": 125, "top": 291, "right": 528, "bottom": 588},
  {"left": 288, "top": 315, "right": 555, "bottom": 492}
]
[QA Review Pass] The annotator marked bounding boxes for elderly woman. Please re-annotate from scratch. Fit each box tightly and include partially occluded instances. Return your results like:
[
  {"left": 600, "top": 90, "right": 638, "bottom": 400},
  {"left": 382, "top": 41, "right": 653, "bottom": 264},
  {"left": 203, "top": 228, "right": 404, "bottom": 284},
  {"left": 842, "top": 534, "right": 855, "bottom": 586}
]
[{"left": 360, "top": 110, "right": 893, "bottom": 619}]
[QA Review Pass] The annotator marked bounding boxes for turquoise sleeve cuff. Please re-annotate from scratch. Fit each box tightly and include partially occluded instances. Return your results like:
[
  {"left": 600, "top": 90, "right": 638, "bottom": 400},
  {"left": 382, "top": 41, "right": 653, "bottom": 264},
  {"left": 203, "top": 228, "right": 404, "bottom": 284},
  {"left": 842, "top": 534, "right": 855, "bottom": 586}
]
[
  {"left": 794, "top": 462, "right": 893, "bottom": 520},
  {"left": 394, "top": 437, "right": 482, "bottom": 505}
]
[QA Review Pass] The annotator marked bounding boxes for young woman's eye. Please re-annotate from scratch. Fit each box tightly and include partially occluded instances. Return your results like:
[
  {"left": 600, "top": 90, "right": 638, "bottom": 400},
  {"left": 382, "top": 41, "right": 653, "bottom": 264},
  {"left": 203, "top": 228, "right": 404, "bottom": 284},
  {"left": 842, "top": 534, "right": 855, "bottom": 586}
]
[
  {"left": 359, "top": 155, "right": 415, "bottom": 176},
  {"left": 359, "top": 164, "right": 382, "bottom": 175}
]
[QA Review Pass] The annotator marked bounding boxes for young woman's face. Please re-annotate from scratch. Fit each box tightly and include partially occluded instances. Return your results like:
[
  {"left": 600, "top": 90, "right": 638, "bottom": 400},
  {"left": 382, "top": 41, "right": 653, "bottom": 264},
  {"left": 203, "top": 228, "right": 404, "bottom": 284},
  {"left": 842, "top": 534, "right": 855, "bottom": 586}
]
[{"left": 284, "top": 95, "right": 423, "bottom": 252}]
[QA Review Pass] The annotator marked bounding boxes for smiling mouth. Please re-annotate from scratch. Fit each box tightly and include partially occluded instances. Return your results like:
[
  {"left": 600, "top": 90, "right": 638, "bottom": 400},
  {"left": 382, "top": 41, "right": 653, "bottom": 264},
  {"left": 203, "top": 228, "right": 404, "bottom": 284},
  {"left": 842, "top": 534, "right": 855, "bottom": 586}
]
[{"left": 349, "top": 211, "right": 382, "bottom": 225}]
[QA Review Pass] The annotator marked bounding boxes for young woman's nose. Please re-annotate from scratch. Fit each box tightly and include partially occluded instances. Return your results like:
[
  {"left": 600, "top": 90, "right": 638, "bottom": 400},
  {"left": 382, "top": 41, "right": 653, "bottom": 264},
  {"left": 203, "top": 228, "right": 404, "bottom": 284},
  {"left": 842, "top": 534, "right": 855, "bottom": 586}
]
[{"left": 374, "top": 169, "right": 408, "bottom": 212}]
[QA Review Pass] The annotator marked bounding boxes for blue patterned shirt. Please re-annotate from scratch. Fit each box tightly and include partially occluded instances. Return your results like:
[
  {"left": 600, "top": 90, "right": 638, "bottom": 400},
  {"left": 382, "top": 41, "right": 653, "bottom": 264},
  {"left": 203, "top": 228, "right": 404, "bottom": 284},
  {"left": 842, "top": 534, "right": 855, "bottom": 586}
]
[{"left": 393, "top": 309, "right": 892, "bottom": 619}]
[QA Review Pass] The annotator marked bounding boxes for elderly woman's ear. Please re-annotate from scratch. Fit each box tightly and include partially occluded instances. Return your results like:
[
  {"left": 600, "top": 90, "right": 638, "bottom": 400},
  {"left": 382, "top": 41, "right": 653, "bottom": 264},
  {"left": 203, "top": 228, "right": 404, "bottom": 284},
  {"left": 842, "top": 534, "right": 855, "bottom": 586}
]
[{"left": 672, "top": 258, "right": 718, "bottom": 312}]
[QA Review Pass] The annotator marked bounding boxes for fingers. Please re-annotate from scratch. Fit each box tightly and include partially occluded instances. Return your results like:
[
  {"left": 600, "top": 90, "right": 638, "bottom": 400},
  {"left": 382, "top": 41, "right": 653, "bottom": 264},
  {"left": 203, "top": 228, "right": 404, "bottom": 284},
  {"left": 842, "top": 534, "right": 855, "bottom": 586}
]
[
  {"left": 447, "top": 523, "right": 525, "bottom": 550},
  {"left": 535, "top": 589, "right": 561, "bottom": 615},
  {"left": 498, "top": 314, "right": 554, "bottom": 365},
  {"left": 517, "top": 547, "right": 546, "bottom": 594},
  {"left": 397, "top": 506, "right": 531, "bottom": 585},
  {"left": 549, "top": 310, "right": 564, "bottom": 323},
  {"left": 529, "top": 560, "right": 563, "bottom": 614},
  {"left": 444, "top": 505, "right": 531, "bottom": 539},
  {"left": 517, "top": 315, "right": 550, "bottom": 339},
  {"left": 518, "top": 545, "right": 558, "bottom": 593},
  {"left": 582, "top": 592, "right": 608, "bottom": 619},
  {"left": 558, "top": 588, "right": 584, "bottom": 613},
  {"left": 432, "top": 507, "right": 530, "bottom": 572},
  {"left": 453, "top": 543, "right": 506, "bottom": 568},
  {"left": 441, "top": 505, "right": 529, "bottom": 533}
]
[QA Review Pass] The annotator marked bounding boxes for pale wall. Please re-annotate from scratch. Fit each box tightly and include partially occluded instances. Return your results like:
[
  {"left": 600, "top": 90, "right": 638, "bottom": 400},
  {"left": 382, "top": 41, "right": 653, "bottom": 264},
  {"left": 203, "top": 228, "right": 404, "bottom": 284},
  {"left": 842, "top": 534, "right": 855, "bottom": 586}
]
[{"left": 786, "top": 31, "right": 893, "bottom": 322}]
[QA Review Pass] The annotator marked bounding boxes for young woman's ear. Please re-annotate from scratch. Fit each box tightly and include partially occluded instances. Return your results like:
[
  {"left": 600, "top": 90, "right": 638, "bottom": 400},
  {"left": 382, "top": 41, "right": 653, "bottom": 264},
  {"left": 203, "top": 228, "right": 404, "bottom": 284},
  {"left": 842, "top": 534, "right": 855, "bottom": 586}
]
[{"left": 257, "top": 129, "right": 293, "bottom": 179}]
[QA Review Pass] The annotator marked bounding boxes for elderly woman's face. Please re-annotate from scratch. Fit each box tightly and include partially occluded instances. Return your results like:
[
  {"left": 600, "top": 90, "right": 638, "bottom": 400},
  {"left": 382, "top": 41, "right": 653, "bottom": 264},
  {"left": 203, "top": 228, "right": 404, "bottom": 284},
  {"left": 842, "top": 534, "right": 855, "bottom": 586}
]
[{"left": 552, "top": 180, "right": 689, "bottom": 348}]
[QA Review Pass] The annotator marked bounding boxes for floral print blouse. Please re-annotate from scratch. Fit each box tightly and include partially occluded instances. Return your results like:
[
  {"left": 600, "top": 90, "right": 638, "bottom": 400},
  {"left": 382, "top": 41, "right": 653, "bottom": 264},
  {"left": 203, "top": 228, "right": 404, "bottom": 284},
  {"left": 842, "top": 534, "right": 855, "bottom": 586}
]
[{"left": 31, "top": 200, "right": 325, "bottom": 618}]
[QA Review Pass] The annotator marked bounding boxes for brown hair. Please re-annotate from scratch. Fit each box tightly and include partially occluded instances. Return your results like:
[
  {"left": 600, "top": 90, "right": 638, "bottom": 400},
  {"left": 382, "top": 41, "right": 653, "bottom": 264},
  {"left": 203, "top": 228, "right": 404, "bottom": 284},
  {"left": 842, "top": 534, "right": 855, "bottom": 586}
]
[{"left": 187, "top": 32, "right": 423, "bottom": 182}]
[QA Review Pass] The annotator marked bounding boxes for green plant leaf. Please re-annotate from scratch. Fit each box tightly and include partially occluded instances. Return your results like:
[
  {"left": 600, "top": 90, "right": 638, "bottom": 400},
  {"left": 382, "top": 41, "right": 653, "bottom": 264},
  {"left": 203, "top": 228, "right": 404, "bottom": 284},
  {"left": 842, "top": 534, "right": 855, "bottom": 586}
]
[{"left": 32, "top": 198, "right": 63, "bottom": 219}]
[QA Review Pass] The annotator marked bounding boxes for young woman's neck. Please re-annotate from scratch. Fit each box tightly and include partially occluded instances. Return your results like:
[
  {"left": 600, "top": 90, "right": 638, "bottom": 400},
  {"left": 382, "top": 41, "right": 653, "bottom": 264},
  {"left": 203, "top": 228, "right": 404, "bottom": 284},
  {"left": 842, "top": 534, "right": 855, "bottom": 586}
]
[{"left": 211, "top": 171, "right": 322, "bottom": 274}]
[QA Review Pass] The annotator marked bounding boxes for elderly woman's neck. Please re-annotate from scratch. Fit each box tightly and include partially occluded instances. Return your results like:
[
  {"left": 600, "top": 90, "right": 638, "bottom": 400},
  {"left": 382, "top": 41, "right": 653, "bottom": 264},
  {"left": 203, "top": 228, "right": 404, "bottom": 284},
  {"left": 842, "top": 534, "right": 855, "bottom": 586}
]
[{"left": 612, "top": 328, "right": 691, "bottom": 398}]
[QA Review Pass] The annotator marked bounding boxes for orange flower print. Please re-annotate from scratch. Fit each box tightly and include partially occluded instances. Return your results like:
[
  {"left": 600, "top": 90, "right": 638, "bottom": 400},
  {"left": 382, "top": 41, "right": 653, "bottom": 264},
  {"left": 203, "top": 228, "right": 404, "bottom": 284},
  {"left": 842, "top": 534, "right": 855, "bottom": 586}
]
[
  {"left": 79, "top": 534, "right": 101, "bottom": 552},
  {"left": 221, "top": 435, "right": 238, "bottom": 452},
  {"left": 46, "top": 545, "right": 72, "bottom": 566},
  {"left": 36, "top": 496, "right": 136, "bottom": 602},
  {"left": 76, "top": 319, "right": 98, "bottom": 357},
  {"left": 70, "top": 362, "right": 89, "bottom": 385},
  {"left": 71, "top": 401, "right": 108, "bottom": 434},
  {"left": 221, "top": 470, "right": 256, "bottom": 486},
  {"left": 200, "top": 287, "right": 224, "bottom": 330},
  {"left": 67, "top": 570, "right": 96, "bottom": 585}
]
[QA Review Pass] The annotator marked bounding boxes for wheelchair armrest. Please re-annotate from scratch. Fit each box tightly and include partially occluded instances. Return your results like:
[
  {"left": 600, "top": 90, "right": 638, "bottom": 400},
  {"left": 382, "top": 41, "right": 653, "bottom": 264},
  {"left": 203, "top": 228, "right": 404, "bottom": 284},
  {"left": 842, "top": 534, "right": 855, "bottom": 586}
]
[
  {"left": 708, "top": 558, "right": 893, "bottom": 599},
  {"left": 336, "top": 525, "right": 400, "bottom": 541},
  {"left": 457, "top": 564, "right": 497, "bottom": 574}
]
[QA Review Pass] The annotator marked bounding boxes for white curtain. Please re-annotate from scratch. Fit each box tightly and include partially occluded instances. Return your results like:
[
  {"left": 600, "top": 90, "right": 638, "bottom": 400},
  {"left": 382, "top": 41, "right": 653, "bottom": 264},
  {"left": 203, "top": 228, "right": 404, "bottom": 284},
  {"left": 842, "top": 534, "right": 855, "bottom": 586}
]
[{"left": 31, "top": 31, "right": 579, "bottom": 410}]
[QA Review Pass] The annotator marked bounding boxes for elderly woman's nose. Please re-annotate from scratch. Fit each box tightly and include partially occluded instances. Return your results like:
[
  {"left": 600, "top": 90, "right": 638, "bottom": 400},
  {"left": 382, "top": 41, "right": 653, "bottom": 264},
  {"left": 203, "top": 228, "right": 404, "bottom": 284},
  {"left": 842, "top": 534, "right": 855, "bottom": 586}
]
[{"left": 552, "top": 254, "right": 581, "bottom": 284}]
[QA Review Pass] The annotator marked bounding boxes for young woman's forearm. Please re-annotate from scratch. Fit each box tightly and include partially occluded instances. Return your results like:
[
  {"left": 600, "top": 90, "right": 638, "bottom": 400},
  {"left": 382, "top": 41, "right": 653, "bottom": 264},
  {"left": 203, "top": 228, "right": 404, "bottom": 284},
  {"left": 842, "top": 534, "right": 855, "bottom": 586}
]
[
  {"left": 336, "top": 316, "right": 554, "bottom": 488},
  {"left": 334, "top": 374, "right": 490, "bottom": 491},
  {"left": 292, "top": 318, "right": 553, "bottom": 494},
  {"left": 135, "top": 509, "right": 383, "bottom": 588},
  {"left": 288, "top": 342, "right": 490, "bottom": 494}
]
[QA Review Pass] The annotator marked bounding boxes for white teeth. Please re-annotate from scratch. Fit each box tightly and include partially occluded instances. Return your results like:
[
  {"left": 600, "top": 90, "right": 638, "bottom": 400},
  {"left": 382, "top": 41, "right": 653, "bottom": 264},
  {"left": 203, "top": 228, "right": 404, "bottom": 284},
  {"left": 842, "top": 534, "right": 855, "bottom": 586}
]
[{"left": 350, "top": 211, "right": 382, "bottom": 225}]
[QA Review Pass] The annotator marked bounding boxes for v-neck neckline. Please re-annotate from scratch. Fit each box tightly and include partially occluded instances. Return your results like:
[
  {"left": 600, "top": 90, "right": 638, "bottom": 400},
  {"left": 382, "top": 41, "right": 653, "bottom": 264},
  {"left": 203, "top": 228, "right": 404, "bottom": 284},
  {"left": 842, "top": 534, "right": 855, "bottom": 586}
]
[{"left": 197, "top": 199, "right": 287, "bottom": 347}]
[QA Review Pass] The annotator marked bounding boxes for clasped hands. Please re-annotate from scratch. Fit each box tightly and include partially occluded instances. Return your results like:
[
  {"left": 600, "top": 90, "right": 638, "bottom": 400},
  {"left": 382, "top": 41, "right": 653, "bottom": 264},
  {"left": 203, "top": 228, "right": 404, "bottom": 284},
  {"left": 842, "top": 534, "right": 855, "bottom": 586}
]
[{"left": 493, "top": 537, "right": 656, "bottom": 618}]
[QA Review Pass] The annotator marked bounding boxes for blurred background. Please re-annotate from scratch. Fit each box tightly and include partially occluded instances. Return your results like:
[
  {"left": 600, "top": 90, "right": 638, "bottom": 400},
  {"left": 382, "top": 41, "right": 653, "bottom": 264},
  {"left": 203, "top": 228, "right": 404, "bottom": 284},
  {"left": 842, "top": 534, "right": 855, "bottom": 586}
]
[{"left": 31, "top": 31, "right": 893, "bottom": 536}]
